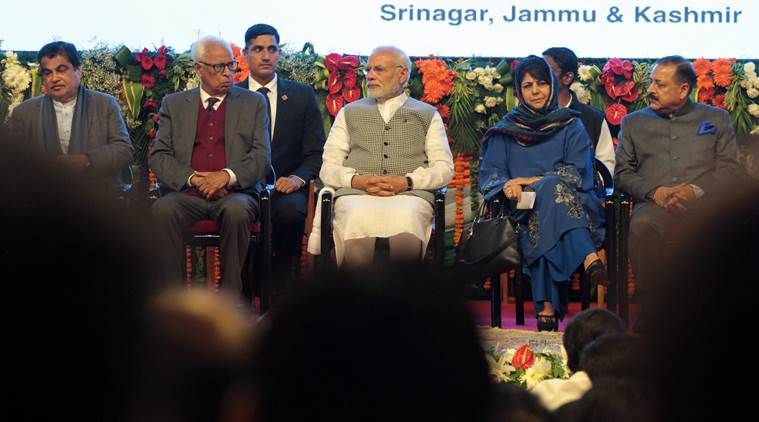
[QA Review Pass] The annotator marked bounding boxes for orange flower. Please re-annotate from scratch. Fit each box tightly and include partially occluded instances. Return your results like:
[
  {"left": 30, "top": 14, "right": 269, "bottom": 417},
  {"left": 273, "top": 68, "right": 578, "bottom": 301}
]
[
  {"left": 415, "top": 57, "right": 457, "bottom": 104},
  {"left": 712, "top": 58, "right": 734, "bottom": 88},
  {"left": 231, "top": 43, "right": 250, "bottom": 83},
  {"left": 692, "top": 58, "right": 712, "bottom": 76},
  {"left": 436, "top": 104, "right": 450, "bottom": 119},
  {"left": 697, "top": 74, "right": 714, "bottom": 91}
]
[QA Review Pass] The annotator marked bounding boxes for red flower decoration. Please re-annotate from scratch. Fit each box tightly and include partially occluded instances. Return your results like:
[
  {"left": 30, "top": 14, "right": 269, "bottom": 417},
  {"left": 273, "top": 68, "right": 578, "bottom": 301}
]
[
  {"left": 512, "top": 345, "right": 535, "bottom": 370},
  {"left": 140, "top": 55, "right": 154, "bottom": 71},
  {"left": 712, "top": 94, "right": 727, "bottom": 109},
  {"left": 152, "top": 114, "right": 159, "bottom": 124},
  {"left": 601, "top": 58, "right": 638, "bottom": 104},
  {"left": 342, "top": 85, "right": 361, "bottom": 102},
  {"left": 154, "top": 54, "right": 167, "bottom": 70},
  {"left": 326, "top": 93, "right": 345, "bottom": 117},
  {"left": 605, "top": 103, "right": 628, "bottom": 126},
  {"left": 135, "top": 48, "right": 148, "bottom": 63},
  {"left": 324, "top": 53, "right": 343, "bottom": 72},
  {"left": 143, "top": 99, "right": 158, "bottom": 109},
  {"left": 148, "top": 128, "right": 156, "bottom": 139},
  {"left": 343, "top": 71, "right": 357, "bottom": 89},
  {"left": 159, "top": 70, "right": 167, "bottom": 78},
  {"left": 511, "top": 59, "right": 518, "bottom": 72},
  {"left": 327, "top": 71, "right": 343, "bottom": 94},
  {"left": 436, "top": 104, "right": 450, "bottom": 120},
  {"left": 141, "top": 74, "right": 156, "bottom": 89},
  {"left": 157, "top": 46, "right": 168, "bottom": 56}
]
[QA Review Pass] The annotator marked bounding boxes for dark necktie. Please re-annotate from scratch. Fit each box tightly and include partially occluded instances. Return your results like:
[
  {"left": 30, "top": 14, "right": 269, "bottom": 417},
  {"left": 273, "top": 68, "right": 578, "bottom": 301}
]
[
  {"left": 206, "top": 97, "right": 219, "bottom": 112},
  {"left": 256, "top": 87, "right": 277, "bottom": 183},
  {"left": 257, "top": 87, "right": 272, "bottom": 131}
]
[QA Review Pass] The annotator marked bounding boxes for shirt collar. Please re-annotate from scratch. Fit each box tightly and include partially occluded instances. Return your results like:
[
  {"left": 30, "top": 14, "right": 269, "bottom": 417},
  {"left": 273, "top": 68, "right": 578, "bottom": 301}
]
[
  {"left": 376, "top": 92, "right": 408, "bottom": 107},
  {"left": 53, "top": 95, "right": 77, "bottom": 109},
  {"left": 199, "top": 87, "right": 227, "bottom": 110},
  {"left": 249, "top": 74, "right": 277, "bottom": 93}
]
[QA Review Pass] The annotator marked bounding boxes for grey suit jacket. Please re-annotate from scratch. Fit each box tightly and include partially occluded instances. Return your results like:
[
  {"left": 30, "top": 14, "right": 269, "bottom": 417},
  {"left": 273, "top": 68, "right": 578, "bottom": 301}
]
[
  {"left": 7, "top": 89, "right": 133, "bottom": 184},
  {"left": 615, "top": 100, "right": 742, "bottom": 202},
  {"left": 149, "top": 86, "right": 271, "bottom": 195}
]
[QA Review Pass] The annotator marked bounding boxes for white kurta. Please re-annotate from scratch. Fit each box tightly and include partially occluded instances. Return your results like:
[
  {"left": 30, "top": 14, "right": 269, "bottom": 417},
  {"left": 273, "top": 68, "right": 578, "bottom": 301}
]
[{"left": 307, "top": 93, "right": 453, "bottom": 265}]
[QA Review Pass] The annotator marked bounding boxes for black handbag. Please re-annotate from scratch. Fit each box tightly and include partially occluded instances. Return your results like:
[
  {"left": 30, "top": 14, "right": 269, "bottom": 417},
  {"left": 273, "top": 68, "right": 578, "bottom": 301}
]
[{"left": 454, "top": 197, "right": 520, "bottom": 278}]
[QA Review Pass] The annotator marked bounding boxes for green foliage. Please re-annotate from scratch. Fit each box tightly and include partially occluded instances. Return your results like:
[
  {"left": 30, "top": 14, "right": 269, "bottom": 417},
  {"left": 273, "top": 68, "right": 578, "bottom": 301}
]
[{"left": 446, "top": 76, "right": 479, "bottom": 154}]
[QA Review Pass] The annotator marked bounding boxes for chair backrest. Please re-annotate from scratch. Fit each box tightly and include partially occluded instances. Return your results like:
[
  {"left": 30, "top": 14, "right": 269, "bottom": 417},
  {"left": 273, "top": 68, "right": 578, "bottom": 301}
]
[{"left": 593, "top": 158, "right": 614, "bottom": 197}]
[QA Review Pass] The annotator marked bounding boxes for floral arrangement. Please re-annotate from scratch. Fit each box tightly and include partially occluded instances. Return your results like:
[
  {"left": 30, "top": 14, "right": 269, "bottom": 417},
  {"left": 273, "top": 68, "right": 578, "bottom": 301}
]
[
  {"left": 726, "top": 61, "right": 759, "bottom": 138},
  {"left": 1, "top": 51, "right": 31, "bottom": 119},
  {"left": 415, "top": 56, "right": 457, "bottom": 105},
  {"left": 693, "top": 58, "right": 734, "bottom": 110},
  {"left": 231, "top": 43, "right": 250, "bottom": 83},
  {"left": 486, "top": 344, "right": 569, "bottom": 389},
  {"left": 315, "top": 53, "right": 362, "bottom": 117},
  {"left": 598, "top": 58, "right": 644, "bottom": 126}
]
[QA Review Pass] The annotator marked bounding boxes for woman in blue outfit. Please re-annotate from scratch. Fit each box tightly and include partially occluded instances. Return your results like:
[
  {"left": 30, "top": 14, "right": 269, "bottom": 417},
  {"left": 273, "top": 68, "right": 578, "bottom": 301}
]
[{"left": 479, "top": 56, "right": 607, "bottom": 331}]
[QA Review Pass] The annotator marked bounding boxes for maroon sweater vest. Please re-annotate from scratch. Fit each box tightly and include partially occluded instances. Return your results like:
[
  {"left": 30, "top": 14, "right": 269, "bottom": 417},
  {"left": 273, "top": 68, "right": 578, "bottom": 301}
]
[{"left": 191, "top": 98, "right": 227, "bottom": 173}]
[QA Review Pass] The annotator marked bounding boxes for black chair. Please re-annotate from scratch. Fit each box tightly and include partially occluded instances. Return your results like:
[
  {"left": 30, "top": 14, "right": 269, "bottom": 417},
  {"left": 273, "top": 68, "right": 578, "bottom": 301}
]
[
  {"left": 316, "top": 188, "right": 447, "bottom": 270},
  {"left": 487, "top": 158, "right": 629, "bottom": 327},
  {"left": 180, "top": 186, "right": 273, "bottom": 313}
]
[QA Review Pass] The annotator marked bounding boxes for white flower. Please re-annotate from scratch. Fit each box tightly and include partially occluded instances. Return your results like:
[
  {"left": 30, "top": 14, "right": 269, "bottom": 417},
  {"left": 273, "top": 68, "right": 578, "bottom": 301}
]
[
  {"left": 744, "top": 62, "right": 756, "bottom": 75},
  {"left": 484, "top": 96, "right": 498, "bottom": 108},
  {"left": 747, "top": 88, "right": 759, "bottom": 99},
  {"left": 478, "top": 74, "right": 493, "bottom": 87},
  {"left": 486, "top": 354, "right": 516, "bottom": 383},
  {"left": 474, "top": 67, "right": 485, "bottom": 76},
  {"left": 521, "top": 357, "right": 553, "bottom": 390},
  {"left": 504, "top": 348, "right": 517, "bottom": 363},
  {"left": 748, "top": 103, "right": 759, "bottom": 118},
  {"left": 751, "top": 126, "right": 759, "bottom": 135},
  {"left": 570, "top": 81, "right": 591, "bottom": 104},
  {"left": 578, "top": 65, "right": 594, "bottom": 82},
  {"left": 742, "top": 79, "right": 752, "bottom": 89},
  {"left": 492, "top": 83, "right": 504, "bottom": 93},
  {"left": 465, "top": 71, "right": 477, "bottom": 81},
  {"left": 475, "top": 103, "right": 487, "bottom": 114},
  {"left": 753, "top": 77, "right": 759, "bottom": 90}
]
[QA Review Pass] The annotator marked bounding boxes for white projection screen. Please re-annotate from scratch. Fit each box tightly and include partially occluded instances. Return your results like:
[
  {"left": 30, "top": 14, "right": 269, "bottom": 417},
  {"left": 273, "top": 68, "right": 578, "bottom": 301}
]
[{"left": 2, "top": 0, "right": 755, "bottom": 58}]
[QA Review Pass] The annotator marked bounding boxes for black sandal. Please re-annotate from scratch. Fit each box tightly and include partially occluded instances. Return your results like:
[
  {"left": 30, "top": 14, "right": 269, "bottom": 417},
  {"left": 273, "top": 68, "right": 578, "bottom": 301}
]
[{"left": 537, "top": 314, "right": 558, "bottom": 332}]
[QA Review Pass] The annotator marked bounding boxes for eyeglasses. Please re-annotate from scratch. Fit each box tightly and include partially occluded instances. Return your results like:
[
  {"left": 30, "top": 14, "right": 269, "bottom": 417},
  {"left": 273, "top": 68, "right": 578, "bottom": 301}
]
[
  {"left": 363, "top": 65, "right": 405, "bottom": 75},
  {"left": 197, "top": 61, "right": 239, "bottom": 73}
]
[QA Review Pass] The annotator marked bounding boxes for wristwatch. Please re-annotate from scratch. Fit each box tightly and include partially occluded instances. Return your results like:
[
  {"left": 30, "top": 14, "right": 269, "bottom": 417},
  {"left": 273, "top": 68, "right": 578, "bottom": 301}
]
[{"left": 405, "top": 176, "right": 413, "bottom": 191}]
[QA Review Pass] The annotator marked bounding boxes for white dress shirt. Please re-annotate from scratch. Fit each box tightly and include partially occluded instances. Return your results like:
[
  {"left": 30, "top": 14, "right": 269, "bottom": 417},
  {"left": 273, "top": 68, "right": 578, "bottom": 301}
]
[
  {"left": 247, "top": 74, "right": 277, "bottom": 138},
  {"left": 53, "top": 97, "right": 77, "bottom": 153}
]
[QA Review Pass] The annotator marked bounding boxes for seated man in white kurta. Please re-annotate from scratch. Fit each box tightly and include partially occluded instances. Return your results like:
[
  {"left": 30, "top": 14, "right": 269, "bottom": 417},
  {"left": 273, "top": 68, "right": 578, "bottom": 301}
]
[{"left": 312, "top": 46, "right": 453, "bottom": 267}]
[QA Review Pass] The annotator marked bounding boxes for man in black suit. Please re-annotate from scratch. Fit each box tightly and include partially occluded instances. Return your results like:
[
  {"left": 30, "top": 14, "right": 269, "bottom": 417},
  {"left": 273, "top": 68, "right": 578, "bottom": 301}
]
[
  {"left": 543, "top": 47, "right": 615, "bottom": 175},
  {"left": 237, "top": 24, "right": 325, "bottom": 295}
]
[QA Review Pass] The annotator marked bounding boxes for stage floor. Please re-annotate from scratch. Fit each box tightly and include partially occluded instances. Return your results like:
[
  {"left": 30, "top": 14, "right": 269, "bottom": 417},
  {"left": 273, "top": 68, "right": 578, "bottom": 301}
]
[{"left": 467, "top": 300, "right": 640, "bottom": 332}]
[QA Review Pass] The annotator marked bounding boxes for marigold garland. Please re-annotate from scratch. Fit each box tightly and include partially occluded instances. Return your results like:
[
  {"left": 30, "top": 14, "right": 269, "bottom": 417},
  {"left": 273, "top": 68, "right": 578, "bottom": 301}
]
[{"left": 231, "top": 43, "right": 250, "bottom": 83}]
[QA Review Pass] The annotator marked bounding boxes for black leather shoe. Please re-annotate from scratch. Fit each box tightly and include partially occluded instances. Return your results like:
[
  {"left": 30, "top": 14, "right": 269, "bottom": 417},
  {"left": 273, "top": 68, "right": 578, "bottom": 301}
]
[
  {"left": 537, "top": 314, "right": 559, "bottom": 332},
  {"left": 587, "top": 259, "right": 609, "bottom": 287}
]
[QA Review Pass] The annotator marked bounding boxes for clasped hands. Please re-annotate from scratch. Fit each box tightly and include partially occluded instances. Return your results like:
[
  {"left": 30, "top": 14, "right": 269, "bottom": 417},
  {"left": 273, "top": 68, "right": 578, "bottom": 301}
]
[
  {"left": 352, "top": 175, "right": 408, "bottom": 196},
  {"left": 651, "top": 183, "right": 696, "bottom": 213},
  {"left": 191, "top": 171, "right": 230, "bottom": 200},
  {"left": 502, "top": 176, "right": 542, "bottom": 202}
]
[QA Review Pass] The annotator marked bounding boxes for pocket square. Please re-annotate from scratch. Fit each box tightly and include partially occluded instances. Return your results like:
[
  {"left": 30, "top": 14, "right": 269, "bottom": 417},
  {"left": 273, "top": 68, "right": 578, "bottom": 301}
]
[{"left": 697, "top": 121, "right": 716, "bottom": 135}]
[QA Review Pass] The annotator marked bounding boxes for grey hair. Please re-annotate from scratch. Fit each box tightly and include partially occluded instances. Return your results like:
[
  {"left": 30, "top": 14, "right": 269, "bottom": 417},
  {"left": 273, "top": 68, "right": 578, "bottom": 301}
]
[
  {"left": 190, "top": 35, "right": 232, "bottom": 63},
  {"left": 371, "top": 45, "right": 412, "bottom": 85}
]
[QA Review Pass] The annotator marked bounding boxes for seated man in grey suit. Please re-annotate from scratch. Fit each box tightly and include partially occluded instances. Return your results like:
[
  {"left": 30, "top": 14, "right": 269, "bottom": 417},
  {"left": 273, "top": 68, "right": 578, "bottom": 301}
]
[
  {"left": 615, "top": 55, "right": 742, "bottom": 329},
  {"left": 308, "top": 46, "right": 453, "bottom": 267},
  {"left": 6, "top": 41, "right": 133, "bottom": 188},
  {"left": 150, "top": 36, "right": 271, "bottom": 305},
  {"left": 237, "top": 24, "right": 325, "bottom": 291}
]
